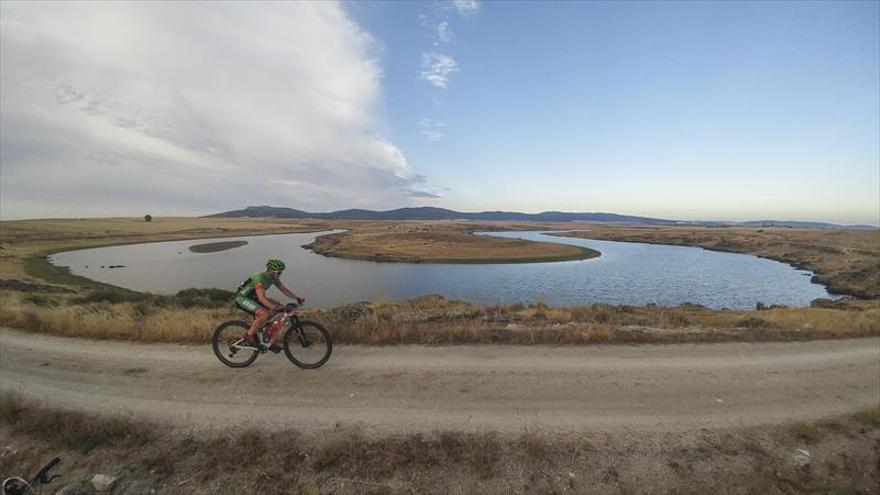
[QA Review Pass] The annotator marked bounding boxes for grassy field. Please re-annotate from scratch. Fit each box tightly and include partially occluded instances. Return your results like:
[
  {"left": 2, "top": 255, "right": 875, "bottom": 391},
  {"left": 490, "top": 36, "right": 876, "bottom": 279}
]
[
  {"left": 2, "top": 392, "right": 877, "bottom": 494},
  {"left": 0, "top": 217, "right": 878, "bottom": 345}
]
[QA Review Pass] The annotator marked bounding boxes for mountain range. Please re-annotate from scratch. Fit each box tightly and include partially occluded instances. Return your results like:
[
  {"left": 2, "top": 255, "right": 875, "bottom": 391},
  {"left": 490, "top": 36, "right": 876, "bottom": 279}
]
[{"left": 207, "top": 206, "right": 875, "bottom": 229}]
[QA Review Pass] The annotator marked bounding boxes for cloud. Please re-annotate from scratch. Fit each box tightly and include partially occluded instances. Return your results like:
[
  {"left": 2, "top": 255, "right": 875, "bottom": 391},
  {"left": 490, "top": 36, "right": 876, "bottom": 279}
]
[
  {"left": 420, "top": 53, "right": 459, "bottom": 89},
  {"left": 452, "top": 0, "right": 480, "bottom": 17},
  {"left": 0, "top": 2, "right": 427, "bottom": 219},
  {"left": 407, "top": 190, "right": 441, "bottom": 199},
  {"left": 436, "top": 21, "right": 452, "bottom": 45},
  {"left": 418, "top": 118, "right": 446, "bottom": 142}
]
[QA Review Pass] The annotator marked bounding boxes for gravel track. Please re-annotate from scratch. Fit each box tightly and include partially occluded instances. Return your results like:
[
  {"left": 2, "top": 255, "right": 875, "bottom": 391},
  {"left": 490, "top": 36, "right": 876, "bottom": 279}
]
[{"left": 1, "top": 329, "right": 877, "bottom": 435}]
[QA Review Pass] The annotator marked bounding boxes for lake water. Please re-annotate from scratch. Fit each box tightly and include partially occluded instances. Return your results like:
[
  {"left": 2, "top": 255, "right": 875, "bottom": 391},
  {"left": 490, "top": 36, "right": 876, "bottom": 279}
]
[{"left": 48, "top": 230, "right": 834, "bottom": 309}]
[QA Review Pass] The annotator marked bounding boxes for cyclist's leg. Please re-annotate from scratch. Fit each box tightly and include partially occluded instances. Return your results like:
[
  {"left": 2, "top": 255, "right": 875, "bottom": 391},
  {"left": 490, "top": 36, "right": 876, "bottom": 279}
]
[
  {"left": 247, "top": 308, "right": 269, "bottom": 339},
  {"left": 235, "top": 296, "right": 268, "bottom": 338}
]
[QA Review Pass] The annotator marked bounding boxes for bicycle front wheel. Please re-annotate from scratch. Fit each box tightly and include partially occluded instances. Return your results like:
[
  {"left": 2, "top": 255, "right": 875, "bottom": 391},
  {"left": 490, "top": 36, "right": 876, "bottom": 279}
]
[
  {"left": 283, "top": 320, "right": 332, "bottom": 369},
  {"left": 212, "top": 320, "right": 259, "bottom": 368}
]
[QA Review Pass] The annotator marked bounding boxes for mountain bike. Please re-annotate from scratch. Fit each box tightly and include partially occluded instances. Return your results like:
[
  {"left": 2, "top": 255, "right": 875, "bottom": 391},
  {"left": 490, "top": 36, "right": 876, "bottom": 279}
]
[
  {"left": 212, "top": 302, "right": 332, "bottom": 369},
  {"left": 2, "top": 457, "right": 61, "bottom": 495}
]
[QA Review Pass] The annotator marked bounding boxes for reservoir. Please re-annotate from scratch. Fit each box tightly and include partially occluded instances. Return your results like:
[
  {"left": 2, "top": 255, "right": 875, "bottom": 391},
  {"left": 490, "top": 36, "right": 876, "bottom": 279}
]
[{"left": 48, "top": 231, "right": 834, "bottom": 309}]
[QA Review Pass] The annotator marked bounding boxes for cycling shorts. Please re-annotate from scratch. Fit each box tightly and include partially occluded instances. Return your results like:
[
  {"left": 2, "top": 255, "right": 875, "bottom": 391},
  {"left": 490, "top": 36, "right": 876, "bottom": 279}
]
[{"left": 235, "top": 295, "right": 266, "bottom": 315}]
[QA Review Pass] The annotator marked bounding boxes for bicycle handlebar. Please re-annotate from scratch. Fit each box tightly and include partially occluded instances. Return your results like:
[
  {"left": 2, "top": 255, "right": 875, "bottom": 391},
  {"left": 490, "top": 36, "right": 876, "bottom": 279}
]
[{"left": 31, "top": 457, "right": 60, "bottom": 485}]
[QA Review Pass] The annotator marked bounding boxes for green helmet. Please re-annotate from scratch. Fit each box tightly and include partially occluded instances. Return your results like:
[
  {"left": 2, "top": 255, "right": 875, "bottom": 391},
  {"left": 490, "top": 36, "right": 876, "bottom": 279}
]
[{"left": 266, "top": 259, "right": 286, "bottom": 272}]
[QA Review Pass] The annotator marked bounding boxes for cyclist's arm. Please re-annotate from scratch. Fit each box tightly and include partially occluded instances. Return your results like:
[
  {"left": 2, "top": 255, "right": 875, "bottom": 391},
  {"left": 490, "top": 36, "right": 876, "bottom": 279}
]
[
  {"left": 254, "top": 284, "right": 279, "bottom": 310},
  {"left": 276, "top": 280, "right": 298, "bottom": 299}
]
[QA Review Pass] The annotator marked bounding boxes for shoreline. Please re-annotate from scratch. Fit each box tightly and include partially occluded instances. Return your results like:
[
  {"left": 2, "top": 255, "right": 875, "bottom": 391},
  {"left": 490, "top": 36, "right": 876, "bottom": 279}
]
[{"left": 545, "top": 232, "right": 844, "bottom": 297}]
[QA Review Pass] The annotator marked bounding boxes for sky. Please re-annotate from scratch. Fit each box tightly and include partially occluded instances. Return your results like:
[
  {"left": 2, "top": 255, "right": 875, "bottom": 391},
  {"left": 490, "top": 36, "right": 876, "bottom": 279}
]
[{"left": 1, "top": 1, "right": 878, "bottom": 225}]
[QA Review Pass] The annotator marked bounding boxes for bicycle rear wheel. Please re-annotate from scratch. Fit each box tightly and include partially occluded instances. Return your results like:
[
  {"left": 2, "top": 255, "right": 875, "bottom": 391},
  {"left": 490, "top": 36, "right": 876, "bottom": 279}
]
[
  {"left": 283, "top": 320, "right": 332, "bottom": 369},
  {"left": 212, "top": 320, "right": 259, "bottom": 368}
]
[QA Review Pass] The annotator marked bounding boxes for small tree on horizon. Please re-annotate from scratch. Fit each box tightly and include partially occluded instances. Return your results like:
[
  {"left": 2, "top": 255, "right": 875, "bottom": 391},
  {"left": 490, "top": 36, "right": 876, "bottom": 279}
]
[{"left": 144, "top": 214, "right": 153, "bottom": 222}]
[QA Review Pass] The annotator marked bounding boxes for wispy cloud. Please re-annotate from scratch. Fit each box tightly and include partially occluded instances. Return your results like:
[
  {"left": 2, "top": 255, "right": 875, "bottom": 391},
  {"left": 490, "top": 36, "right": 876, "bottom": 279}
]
[
  {"left": 452, "top": 0, "right": 480, "bottom": 17},
  {"left": 420, "top": 53, "right": 459, "bottom": 89},
  {"left": 407, "top": 189, "right": 442, "bottom": 199},
  {"left": 436, "top": 20, "right": 452, "bottom": 45},
  {"left": 418, "top": 118, "right": 446, "bottom": 142},
  {"left": 0, "top": 2, "right": 428, "bottom": 218}
]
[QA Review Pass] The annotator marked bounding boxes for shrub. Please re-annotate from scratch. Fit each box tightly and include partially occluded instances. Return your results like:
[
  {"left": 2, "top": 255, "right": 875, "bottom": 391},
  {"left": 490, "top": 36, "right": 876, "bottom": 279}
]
[
  {"left": 172, "top": 288, "right": 235, "bottom": 308},
  {"left": 737, "top": 316, "right": 773, "bottom": 329},
  {"left": 72, "top": 289, "right": 147, "bottom": 305}
]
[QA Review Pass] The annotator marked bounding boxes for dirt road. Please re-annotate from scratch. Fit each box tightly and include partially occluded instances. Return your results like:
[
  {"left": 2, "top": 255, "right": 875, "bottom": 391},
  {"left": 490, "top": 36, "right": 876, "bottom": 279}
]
[{"left": 1, "top": 329, "right": 877, "bottom": 434}]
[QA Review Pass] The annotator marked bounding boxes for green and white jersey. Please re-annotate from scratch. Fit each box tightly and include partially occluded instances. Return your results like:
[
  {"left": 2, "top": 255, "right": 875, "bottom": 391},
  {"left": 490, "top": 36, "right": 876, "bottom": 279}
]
[{"left": 236, "top": 271, "right": 278, "bottom": 299}]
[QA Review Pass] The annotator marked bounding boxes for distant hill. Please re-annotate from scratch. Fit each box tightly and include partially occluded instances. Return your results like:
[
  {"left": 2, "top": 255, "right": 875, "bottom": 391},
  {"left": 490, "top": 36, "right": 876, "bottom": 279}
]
[
  {"left": 207, "top": 205, "right": 875, "bottom": 229},
  {"left": 677, "top": 220, "right": 877, "bottom": 230},
  {"left": 207, "top": 206, "right": 674, "bottom": 224},
  {"left": 739, "top": 220, "right": 876, "bottom": 229}
]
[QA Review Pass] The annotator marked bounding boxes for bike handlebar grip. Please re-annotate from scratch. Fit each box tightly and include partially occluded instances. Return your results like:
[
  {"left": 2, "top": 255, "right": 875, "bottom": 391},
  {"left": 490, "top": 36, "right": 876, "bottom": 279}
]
[{"left": 34, "top": 457, "right": 60, "bottom": 482}]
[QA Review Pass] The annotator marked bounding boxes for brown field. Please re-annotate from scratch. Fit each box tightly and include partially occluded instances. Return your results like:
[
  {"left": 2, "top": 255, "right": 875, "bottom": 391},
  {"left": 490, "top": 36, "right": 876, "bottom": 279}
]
[
  {"left": 303, "top": 221, "right": 598, "bottom": 263},
  {"left": 2, "top": 392, "right": 877, "bottom": 494}
]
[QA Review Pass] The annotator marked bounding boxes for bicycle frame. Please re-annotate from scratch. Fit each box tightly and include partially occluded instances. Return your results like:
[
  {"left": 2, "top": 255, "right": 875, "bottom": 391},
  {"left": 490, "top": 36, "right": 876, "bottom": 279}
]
[{"left": 233, "top": 305, "right": 302, "bottom": 352}]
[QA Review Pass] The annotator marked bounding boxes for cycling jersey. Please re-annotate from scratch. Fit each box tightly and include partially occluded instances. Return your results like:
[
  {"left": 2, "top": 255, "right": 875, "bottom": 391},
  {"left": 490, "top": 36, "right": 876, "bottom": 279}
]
[
  {"left": 237, "top": 271, "right": 278, "bottom": 298},
  {"left": 234, "top": 271, "right": 279, "bottom": 315}
]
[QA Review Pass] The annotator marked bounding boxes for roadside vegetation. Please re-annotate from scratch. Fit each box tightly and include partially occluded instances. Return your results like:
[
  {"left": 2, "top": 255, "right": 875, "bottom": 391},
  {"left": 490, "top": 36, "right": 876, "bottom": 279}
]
[
  {"left": 2, "top": 392, "right": 877, "bottom": 494},
  {"left": 1, "top": 290, "right": 877, "bottom": 345}
]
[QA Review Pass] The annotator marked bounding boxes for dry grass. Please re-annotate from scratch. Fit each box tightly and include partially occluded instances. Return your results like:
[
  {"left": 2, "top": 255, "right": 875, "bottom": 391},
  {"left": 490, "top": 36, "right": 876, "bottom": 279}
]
[
  {"left": 303, "top": 222, "right": 598, "bottom": 263},
  {"left": 0, "top": 292, "right": 235, "bottom": 342},
  {"left": 1, "top": 392, "right": 877, "bottom": 494},
  {"left": 0, "top": 392, "right": 158, "bottom": 453},
  {"left": 2, "top": 291, "right": 877, "bottom": 345}
]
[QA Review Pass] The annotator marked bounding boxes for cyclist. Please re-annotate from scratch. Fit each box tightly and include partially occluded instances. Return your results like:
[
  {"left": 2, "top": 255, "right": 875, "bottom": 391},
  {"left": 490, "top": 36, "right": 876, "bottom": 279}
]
[{"left": 235, "top": 259, "right": 304, "bottom": 352}]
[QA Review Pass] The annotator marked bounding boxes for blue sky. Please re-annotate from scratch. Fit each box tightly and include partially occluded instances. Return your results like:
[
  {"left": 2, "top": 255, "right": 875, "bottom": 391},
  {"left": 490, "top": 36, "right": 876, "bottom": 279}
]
[
  {"left": 1, "top": 1, "right": 878, "bottom": 224},
  {"left": 356, "top": 1, "right": 879, "bottom": 224}
]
